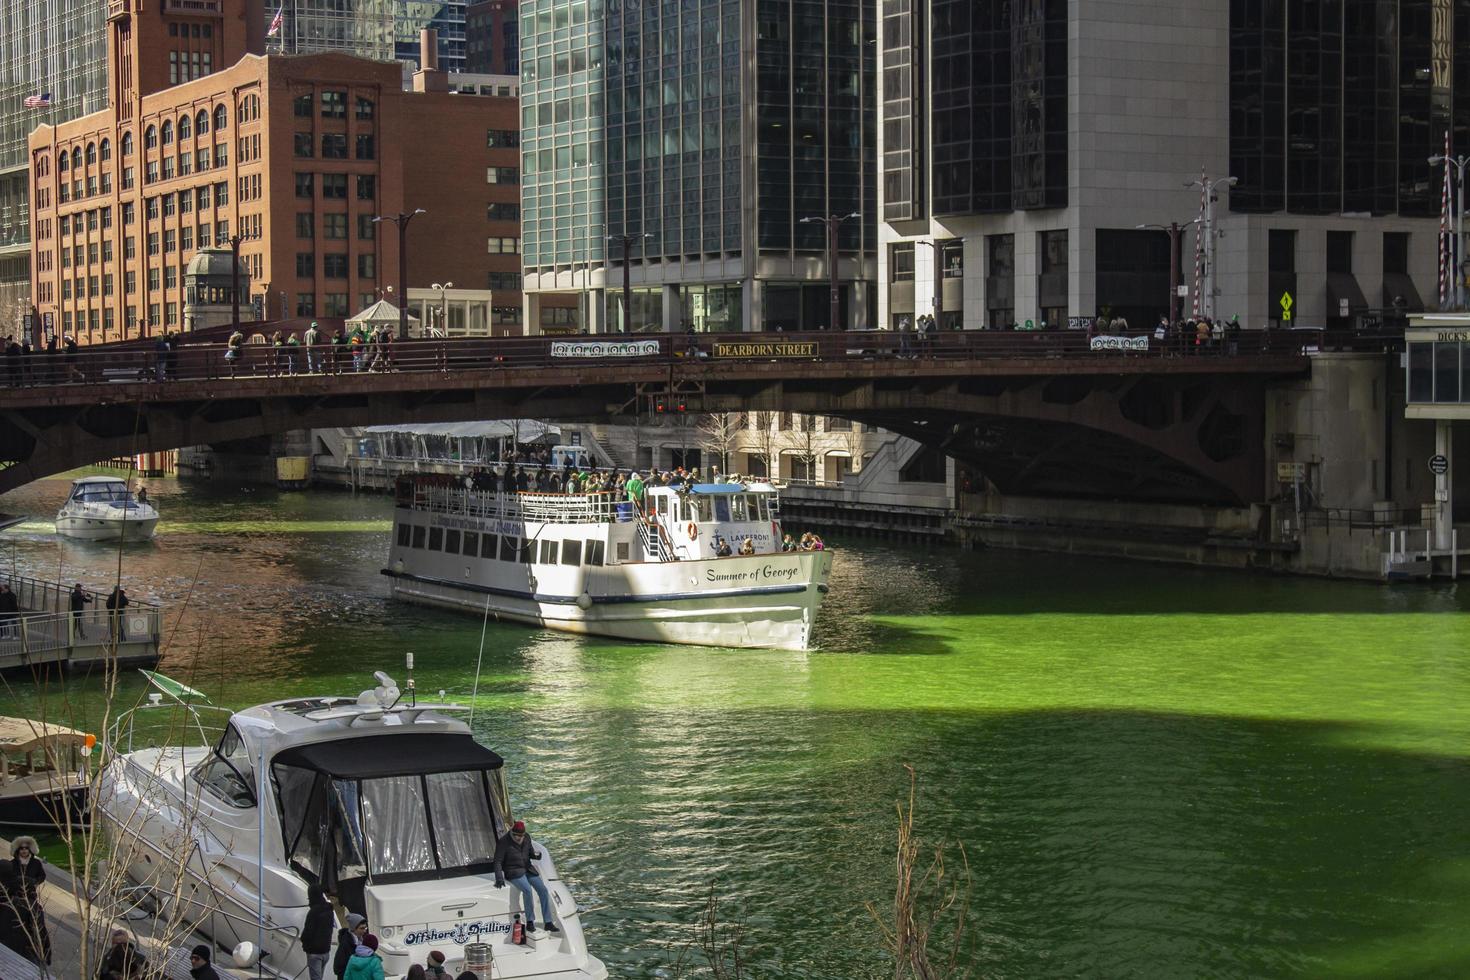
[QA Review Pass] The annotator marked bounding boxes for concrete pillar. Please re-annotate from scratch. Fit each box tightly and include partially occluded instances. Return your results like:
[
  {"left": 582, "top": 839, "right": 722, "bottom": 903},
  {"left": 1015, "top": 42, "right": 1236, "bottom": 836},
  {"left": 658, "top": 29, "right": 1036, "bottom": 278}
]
[
  {"left": 745, "top": 278, "right": 761, "bottom": 332},
  {"left": 524, "top": 292, "right": 542, "bottom": 337},
  {"left": 662, "top": 284, "right": 680, "bottom": 332},
  {"left": 1435, "top": 419, "right": 1454, "bottom": 551}
]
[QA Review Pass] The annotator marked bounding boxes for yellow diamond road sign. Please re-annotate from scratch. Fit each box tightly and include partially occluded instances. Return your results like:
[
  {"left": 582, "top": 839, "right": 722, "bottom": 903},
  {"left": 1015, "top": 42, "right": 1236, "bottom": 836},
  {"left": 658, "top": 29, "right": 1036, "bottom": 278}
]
[{"left": 1279, "top": 291, "right": 1293, "bottom": 311}]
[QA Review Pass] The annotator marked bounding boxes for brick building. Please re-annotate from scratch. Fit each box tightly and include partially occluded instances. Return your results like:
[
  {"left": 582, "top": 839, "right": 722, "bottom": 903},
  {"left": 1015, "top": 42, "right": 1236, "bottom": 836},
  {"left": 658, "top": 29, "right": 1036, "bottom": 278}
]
[
  {"left": 464, "top": 0, "right": 518, "bottom": 77},
  {"left": 28, "top": 0, "right": 522, "bottom": 342}
]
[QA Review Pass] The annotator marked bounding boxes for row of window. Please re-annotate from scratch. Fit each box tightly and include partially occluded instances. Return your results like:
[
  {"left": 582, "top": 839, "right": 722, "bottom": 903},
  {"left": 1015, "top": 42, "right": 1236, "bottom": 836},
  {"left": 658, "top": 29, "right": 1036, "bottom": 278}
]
[
  {"left": 143, "top": 144, "right": 230, "bottom": 185},
  {"left": 295, "top": 211, "right": 378, "bottom": 241},
  {"left": 167, "top": 49, "right": 214, "bottom": 85},
  {"left": 396, "top": 524, "right": 609, "bottom": 568},
  {"left": 294, "top": 133, "right": 376, "bottom": 160},
  {"left": 294, "top": 92, "right": 375, "bottom": 121},
  {"left": 294, "top": 173, "right": 375, "bottom": 201},
  {"left": 295, "top": 252, "right": 376, "bottom": 280}
]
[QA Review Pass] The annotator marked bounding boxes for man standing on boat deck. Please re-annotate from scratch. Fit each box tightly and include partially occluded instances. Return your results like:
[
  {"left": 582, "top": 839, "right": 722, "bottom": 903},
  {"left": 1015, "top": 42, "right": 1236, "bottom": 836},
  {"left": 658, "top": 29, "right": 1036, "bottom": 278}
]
[
  {"left": 626, "top": 471, "right": 645, "bottom": 511},
  {"left": 333, "top": 912, "right": 368, "bottom": 979},
  {"left": 302, "top": 886, "right": 336, "bottom": 980},
  {"left": 70, "top": 583, "right": 92, "bottom": 638},
  {"left": 494, "top": 820, "right": 558, "bottom": 936}
]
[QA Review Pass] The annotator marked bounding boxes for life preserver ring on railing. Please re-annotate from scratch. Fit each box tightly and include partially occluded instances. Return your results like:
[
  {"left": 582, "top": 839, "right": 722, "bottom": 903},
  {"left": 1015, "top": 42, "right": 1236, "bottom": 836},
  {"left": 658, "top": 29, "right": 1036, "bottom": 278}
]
[{"left": 687, "top": 521, "right": 699, "bottom": 539}]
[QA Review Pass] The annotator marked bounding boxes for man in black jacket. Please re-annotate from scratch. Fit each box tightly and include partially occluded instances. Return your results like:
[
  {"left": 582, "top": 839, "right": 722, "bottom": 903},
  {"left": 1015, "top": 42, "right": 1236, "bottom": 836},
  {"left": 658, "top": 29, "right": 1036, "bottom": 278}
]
[
  {"left": 333, "top": 912, "right": 367, "bottom": 979},
  {"left": 493, "top": 820, "right": 557, "bottom": 935},
  {"left": 70, "top": 583, "right": 92, "bottom": 638},
  {"left": 301, "top": 887, "right": 335, "bottom": 980}
]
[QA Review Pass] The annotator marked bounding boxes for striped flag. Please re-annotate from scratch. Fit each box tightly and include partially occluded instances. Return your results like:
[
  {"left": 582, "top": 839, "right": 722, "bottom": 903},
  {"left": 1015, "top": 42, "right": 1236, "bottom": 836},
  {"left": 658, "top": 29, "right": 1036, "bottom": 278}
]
[
  {"left": 1192, "top": 169, "right": 1207, "bottom": 318},
  {"left": 1440, "top": 130, "right": 1453, "bottom": 309},
  {"left": 23, "top": 92, "right": 51, "bottom": 109},
  {"left": 267, "top": 4, "right": 284, "bottom": 37}
]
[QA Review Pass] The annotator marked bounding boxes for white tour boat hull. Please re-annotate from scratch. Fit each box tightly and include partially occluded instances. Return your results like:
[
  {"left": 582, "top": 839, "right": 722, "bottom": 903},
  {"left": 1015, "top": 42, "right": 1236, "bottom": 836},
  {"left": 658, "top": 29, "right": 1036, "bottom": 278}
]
[{"left": 386, "top": 547, "right": 831, "bottom": 650}]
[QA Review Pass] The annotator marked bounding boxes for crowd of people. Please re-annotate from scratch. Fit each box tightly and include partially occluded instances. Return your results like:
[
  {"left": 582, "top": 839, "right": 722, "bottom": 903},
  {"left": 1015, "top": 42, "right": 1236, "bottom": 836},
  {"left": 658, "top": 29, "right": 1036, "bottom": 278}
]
[
  {"left": 225, "top": 322, "right": 399, "bottom": 378},
  {"left": 3, "top": 332, "right": 84, "bottom": 386}
]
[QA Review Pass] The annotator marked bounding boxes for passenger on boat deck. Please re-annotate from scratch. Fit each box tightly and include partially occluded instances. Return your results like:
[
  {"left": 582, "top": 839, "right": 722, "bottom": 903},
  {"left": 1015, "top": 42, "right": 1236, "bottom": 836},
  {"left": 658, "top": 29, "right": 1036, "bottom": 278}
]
[
  {"left": 97, "top": 929, "right": 147, "bottom": 980},
  {"left": 626, "top": 471, "right": 646, "bottom": 507},
  {"left": 715, "top": 536, "right": 733, "bottom": 557},
  {"left": 739, "top": 537, "right": 756, "bottom": 556},
  {"left": 493, "top": 820, "right": 559, "bottom": 936},
  {"left": 302, "top": 886, "right": 336, "bottom": 980},
  {"left": 781, "top": 533, "right": 797, "bottom": 552},
  {"left": 423, "top": 950, "right": 450, "bottom": 978},
  {"left": 343, "top": 933, "right": 384, "bottom": 980},
  {"left": 565, "top": 471, "right": 581, "bottom": 494},
  {"left": 515, "top": 466, "right": 529, "bottom": 492},
  {"left": 333, "top": 913, "right": 369, "bottom": 980},
  {"left": 189, "top": 944, "right": 223, "bottom": 980}
]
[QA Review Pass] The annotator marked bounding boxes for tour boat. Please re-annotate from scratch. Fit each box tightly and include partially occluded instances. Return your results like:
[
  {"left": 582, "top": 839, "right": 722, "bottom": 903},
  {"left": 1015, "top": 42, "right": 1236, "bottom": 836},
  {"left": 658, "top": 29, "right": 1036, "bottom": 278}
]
[
  {"left": 55, "top": 476, "right": 159, "bottom": 542},
  {"left": 98, "top": 669, "right": 607, "bottom": 979},
  {"left": 382, "top": 474, "right": 833, "bottom": 650},
  {"left": 0, "top": 716, "right": 92, "bottom": 829}
]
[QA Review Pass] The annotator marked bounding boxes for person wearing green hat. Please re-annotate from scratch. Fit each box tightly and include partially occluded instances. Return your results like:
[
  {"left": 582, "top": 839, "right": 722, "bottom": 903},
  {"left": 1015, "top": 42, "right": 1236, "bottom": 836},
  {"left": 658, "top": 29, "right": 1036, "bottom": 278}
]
[{"left": 304, "top": 320, "right": 320, "bottom": 373}]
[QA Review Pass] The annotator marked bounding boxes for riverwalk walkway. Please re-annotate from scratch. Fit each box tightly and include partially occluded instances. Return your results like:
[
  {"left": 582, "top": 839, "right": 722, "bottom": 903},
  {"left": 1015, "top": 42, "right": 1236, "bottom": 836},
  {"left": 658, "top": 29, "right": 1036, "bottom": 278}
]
[
  {"left": 0, "top": 836, "right": 244, "bottom": 979},
  {"left": 0, "top": 573, "right": 161, "bottom": 672}
]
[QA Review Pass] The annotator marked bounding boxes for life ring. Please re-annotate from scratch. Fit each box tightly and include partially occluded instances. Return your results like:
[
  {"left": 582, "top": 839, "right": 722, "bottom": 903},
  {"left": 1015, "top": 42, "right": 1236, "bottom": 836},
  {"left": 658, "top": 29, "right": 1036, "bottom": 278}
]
[{"left": 687, "top": 521, "right": 699, "bottom": 539}]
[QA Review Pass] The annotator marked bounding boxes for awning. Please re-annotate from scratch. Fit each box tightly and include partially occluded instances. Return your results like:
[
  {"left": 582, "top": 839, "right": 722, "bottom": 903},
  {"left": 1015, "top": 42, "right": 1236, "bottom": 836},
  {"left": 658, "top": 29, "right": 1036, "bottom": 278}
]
[
  {"left": 272, "top": 733, "right": 503, "bottom": 779},
  {"left": 361, "top": 421, "right": 560, "bottom": 441},
  {"left": 1326, "top": 273, "right": 1368, "bottom": 315},
  {"left": 1382, "top": 273, "right": 1424, "bottom": 311}
]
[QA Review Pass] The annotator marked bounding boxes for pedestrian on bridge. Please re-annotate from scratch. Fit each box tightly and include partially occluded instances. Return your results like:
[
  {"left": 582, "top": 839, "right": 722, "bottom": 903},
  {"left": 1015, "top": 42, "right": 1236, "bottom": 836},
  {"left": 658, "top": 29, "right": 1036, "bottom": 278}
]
[
  {"left": 285, "top": 332, "right": 301, "bottom": 375},
  {"left": 330, "top": 329, "right": 345, "bottom": 374},
  {"left": 225, "top": 328, "right": 244, "bottom": 377},
  {"left": 304, "top": 321, "right": 321, "bottom": 373},
  {"left": 5, "top": 336, "right": 21, "bottom": 387},
  {"left": 0, "top": 584, "right": 18, "bottom": 637},
  {"left": 105, "top": 586, "right": 129, "bottom": 641},
  {"left": 155, "top": 334, "right": 170, "bottom": 382},
  {"left": 70, "top": 582, "right": 92, "bottom": 639}
]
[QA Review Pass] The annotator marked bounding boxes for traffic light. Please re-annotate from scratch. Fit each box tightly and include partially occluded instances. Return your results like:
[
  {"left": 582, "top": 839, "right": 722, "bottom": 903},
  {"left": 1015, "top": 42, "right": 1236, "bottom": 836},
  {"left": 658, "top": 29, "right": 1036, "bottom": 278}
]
[
  {"left": 675, "top": 401, "right": 686, "bottom": 413},
  {"left": 654, "top": 399, "right": 667, "bottom": 414}
]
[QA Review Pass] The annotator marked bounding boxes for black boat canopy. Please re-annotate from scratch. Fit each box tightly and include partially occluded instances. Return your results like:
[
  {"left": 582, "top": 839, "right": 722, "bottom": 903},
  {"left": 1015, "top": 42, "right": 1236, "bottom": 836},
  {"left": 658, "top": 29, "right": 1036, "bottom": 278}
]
[{"left": 272, "top": 732, "right": 503, "bottom": 779}]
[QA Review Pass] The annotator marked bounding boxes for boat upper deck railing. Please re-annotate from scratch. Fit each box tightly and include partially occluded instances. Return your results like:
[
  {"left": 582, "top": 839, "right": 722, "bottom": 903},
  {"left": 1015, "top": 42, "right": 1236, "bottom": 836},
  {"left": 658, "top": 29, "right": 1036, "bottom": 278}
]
[{"left": 402, "top": 480, "right": 632, "bottom": 526}]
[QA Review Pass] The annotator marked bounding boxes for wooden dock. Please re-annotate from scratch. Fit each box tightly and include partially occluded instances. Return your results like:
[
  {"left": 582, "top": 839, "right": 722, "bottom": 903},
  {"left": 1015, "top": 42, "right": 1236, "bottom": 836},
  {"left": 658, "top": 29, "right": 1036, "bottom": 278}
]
[
  {"left": 0, "top": 574, "right": 161, "bottom": 672},
  {"left": 0, "top": 837, "right": 246, "bottom": 979}
]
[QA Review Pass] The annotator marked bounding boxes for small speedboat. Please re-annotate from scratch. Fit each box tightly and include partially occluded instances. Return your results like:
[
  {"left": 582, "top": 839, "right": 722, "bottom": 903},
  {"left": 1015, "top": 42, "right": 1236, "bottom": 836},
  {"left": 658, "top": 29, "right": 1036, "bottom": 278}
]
[
  {"left": 56, "top": 476, "right": 159, "bottom": 542},
  {"left": 0, "top": 716, "right": 92, "bottom": 829},
  {"left": 98, "top": 668, "right": 607, "bottom": 979}
]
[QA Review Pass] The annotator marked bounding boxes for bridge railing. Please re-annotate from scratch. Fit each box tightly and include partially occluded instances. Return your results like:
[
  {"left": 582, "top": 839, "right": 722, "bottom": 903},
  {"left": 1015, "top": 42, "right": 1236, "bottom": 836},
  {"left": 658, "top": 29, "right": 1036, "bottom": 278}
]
[{"left": 0, "top": 325, "right": 1403, "bottom": 393}]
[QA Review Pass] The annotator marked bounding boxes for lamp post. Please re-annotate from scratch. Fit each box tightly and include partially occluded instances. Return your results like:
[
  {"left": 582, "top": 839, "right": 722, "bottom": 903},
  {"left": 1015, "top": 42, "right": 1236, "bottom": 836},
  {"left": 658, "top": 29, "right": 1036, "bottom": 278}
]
[
  {"left": 431, "top": 281, "right": 454, "bottom": 336},
  {"left": 1430, "top": 152, "right": 1469, "bottom": 309},
  {"left": 373, "top": 208, "right": 426, "bottom": 338},
  {"left": 1136, "top": 221, "right": 1199, "bottom": 326},
  {"left": 914, "top": 239, "right": 960, "bottom": 328},
  {"left": 228, "top": 232, "right": 244, "bottom": 330},
  {"left": 1183, "top": 173, "right": 1237, "bottom": 320},
  {"left": 799, "top": 212, "right": 860, "bottom": 331},
  {"left": 606, "top": 233, "right": 651, "bottom": 333}
]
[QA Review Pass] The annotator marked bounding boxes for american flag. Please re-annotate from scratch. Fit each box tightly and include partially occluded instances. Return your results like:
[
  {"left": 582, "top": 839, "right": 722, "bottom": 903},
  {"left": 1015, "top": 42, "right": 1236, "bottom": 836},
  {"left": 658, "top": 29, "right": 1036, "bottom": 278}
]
[
  {"left": 1440, "top": 130, "right": 1454, "bottom": 309},
  {"left": 23, "top": 92, "right": 51, "bottom": 109},
  {"left": 267, "top": 5, "right": 284, "bottom": 37},
  {"left": 1192, "top": 169, "right": 1207, "bottom": 318}
]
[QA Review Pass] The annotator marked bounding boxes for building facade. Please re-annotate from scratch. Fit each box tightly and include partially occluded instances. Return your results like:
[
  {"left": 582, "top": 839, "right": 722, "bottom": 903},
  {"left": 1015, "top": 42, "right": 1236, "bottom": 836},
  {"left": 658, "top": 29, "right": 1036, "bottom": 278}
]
[
  {"left": 878, "top": 0, "right": 1470, "bottom": 333},
  {"left": 465, "top": 0, "right": 519, "bottom": 76},
  {"left": 519, "top": 0, "right": 878, "bottom": 334},
  {"left": 276, "top": 1, "right": 467, "bottom": 73},
  {"left": 0, "top": 0, "right": 110, "bottom": 331},
  {"left": 29, "top": 0, "right": 521, "bottom": 341}
]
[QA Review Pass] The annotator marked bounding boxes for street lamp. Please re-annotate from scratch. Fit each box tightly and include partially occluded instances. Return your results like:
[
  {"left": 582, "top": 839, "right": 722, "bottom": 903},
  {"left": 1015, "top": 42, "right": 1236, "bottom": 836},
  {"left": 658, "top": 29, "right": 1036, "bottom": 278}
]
[
  {"left": 1182, "top": 173, "right": 1237, "bottom": 320},
  {"left": 373, "top": 208, "right": 426, "bottom": 338},
  {"left": 431, "top": 281, "right": 454, "bottom": 336},
  {"left": 914, "top": 239, "right": 961, "bottom": 329},
  {"left": 228, "top": 232, "right": 245, "bottom": 331},
  {"left": 799, "top": 212, "right": 861, "bottom": 331},
  {"left": 606, "top": 233, "right": 652, "bottom": 333},
  {"left": 1430, "top": 153, "right": 1469, "bottom": 309},
  {"left": 1136, "top": 220, "right": 1201, "bottom": 327}
]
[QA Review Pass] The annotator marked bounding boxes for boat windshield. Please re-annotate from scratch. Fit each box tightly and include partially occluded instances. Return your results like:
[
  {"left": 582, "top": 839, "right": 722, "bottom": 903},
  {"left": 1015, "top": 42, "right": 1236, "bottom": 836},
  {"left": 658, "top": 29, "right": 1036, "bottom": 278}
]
[
  {"left": 73, "top": 484, "right": 134, "bottom": 504},
  {"left": 683, "top": 492, "right": 770, "bottom": 523}
]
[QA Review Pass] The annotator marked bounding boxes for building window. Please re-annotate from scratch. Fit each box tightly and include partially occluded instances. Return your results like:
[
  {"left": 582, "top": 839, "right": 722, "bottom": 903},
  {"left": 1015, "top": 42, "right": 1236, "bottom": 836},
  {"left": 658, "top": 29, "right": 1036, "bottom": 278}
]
[
  {"left": 122, "top": 131, "right": 134, "bottom": 155},
  {"left": 214, "top": 144, "right": 227, "bottom": 167},
  {"left": 125, "top": 236, "right": 136, "bottom": 259},
  {"left": 147, "top": 268, "right": 159, "bottom": 290},
  {"left": 164, "top": 266, "right": 177, "bottom": 288},
  {"left": 162, "top": 194, "right": 176, "bottom": 217},
  {"left": 296, "top": 253, "right": 314, "bottom": 277},
  {"left": 321, "top": 90, "right": 346, "bottom": 119},
  {"left": 890, "top": 243, "right": 915, "bottom": 282},
  {"left": 178, "top": 115, "right": 191, "bottom": 140},
  {"left": 486, "top": 237, "right": 520, "bottom": 254},
  {"left": 488, "top": 271, "right": 522, "bottom": 290},
  {"left": 322, "top": 254, "right": 348, "bottom": 278},
  {"left": 294, "top": 93, "right": 313, "bottom": 117},
  {"left": 1384, "top": 232, "right": 1409, "bottom": 275},
  {"left": 358, "top": 214, "right": 376, "bottom": 240},
  {"left": 294, "top": 133, "right": 313, "bottom": 157},
  {"left": 356, "top": 175, "right": 375, "bottom": 200},
  {"left": 358, "top": 254, "right": 375, "bottom": 279},
  {"left": 147, "top": 232, "right": 160, "bottom": 256},
  {"left": 322, "top": 174, "right": 347, "bottom": 199},
  {"left": 296, "top": 213, "right": 314, "bottom": 238},
  {"left": 324, "top": 293, "right": 348, "bottom": 316},
  {"left": 181, "top": 227, "right": 192, "bottom": 251},
  {"left": 198, "top": 223, "right": 211, "bottom": 246},
  {"left": 355, "top": 135, "right": 374, "bottom": 160},
  {"left": 487, "top": 128, "right": 519, "bottom": 147},
  {"left": 1326, "top": 231, "right": 1353, "bottom": 274},
  {"left": 295, "top": 173, "right": 314, "bottom": 198},
  {"left": 296, "top": 293, "right": 316, "bottom": 315},
  {"left": 214, "top": 105, "right": 227, "bottom": 131},
  {"left": 164, "top": 230, "right": 176, "bottom": 253},
  {"left": 321, "top": 133, "right": 347, "bottom": 159},
  {"left": 161, "top": 120, "right": 173, "bottom": 145},
  {"left": 486, "top": 166, "right": 519, "bottom": 184},
  {"left": 355, "top": 97, "right": 375, "bottom": 120},
  {"left": 215, "top": 180, "right": 228, "bottom": 205},
  {"left": 487, "top": 203, "right": 520, "bottom": 221},
  {"left": 145, "top": 125, "right": 158, "bottom": 149},
  {"left": 196, "top": 186, "right": 211, "bottom": 209},
  {"left": 323, "top": 214, "right": 347, "bottom": 239}
]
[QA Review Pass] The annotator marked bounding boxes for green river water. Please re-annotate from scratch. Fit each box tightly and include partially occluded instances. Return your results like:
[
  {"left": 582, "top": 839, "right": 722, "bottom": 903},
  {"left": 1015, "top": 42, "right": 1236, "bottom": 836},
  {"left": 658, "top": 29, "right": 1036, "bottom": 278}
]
[{"left": 0, "top": 474, "right": 1467, "bottom": 978}]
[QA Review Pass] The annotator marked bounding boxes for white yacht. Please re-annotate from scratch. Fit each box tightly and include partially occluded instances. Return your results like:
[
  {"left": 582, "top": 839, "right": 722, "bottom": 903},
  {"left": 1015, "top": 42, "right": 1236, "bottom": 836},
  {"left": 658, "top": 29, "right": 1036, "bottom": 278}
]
[
  {"left": 98, "top": 670, "right": 607, "bottom": 980},
  {"left": 383, "top": 474, "right": 832, "bottom": 650},
  {"left": 55, "top": 476, "right": 159, "bottom": 542}
]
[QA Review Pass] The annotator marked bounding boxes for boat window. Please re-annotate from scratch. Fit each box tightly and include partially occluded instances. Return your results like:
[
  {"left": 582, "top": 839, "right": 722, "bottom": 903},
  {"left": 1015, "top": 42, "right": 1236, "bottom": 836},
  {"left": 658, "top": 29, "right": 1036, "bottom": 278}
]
[
  {"left": 615, "top": 542, "right": 630, "bottom": 562},
  {"left": 561, "top": 540, "right": 581, "bottom": 565},
  {"left": 481, "top": 533, "right": 499, "bottom": 559},
  {"left": 191, "top": 725, "right": 256, "bottom": 808},
  {"left": 463, "top": 531, "right": 479, "bottom": 556},
  {"left": 425, "top": 771, "right": 500, "bottom": 868},
  {"left": 753, "top": 496, "right": 769, "bottom": 521},
  {"left": 690, "top": 497, "right": 712, "bottom": 522},
  {"left": 519, "top": 539, "right": 533, "bottom": 564},
  {"left": 730, "top": 495, "right": 751, "bottom": 521},
  {"left": 499, "top": 535, "right": 517, "bottom": 561},
  {"left": 428, "top": 527, "right": 444, "bottom": 551},
  {"left": 585, "top": 540, "right": 604, "bottom": 566},
  {"left": 445, "top": 530, "right": 461, "bottom": 554},
  {"left": 361, "top": 775, "right": 435, "bottom": 875},
  {"left": 540, "top": 539, "right": 558, "bottom": 564},
  {"left": 396, "top": 524, "right": 411, "bottom": 548},
  {"left": 713, "top": 495, "right": 732, "bottom": 522},
  {"left": 411, "top": 525, "right": 426, "bottom": 549}
]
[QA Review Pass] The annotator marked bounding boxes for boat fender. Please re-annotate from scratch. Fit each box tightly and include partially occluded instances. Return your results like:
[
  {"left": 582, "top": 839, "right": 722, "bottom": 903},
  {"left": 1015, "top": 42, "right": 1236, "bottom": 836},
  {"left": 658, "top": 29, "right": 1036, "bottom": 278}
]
[
  {"left": 687, "top": 521, "right": 699, "bottom": 539},
  {"left": 576, "top": 592, "right": 593, "bottom": 610}
]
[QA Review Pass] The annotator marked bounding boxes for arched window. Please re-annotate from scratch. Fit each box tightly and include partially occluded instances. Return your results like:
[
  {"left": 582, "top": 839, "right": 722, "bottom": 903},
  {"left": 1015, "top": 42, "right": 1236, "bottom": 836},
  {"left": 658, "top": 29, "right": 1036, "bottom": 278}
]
[
  {"left": 161, "top": 120, "right": 173, "bottom": 144},
  {"left": 178, "top": 114, "right": 191, "bottom": 140},
  {"left": 122, "top": 131, "right": 134, "bottom": 155},
  {"left": 213, "top": 105, "right": 227, "bottom": 131},
  {"left": 71, "top": 147, "right": 82, "bottom": 170},
  {"left": 100, "top": 138, "right": 111, "bottom": 161},
  {"left": 58, "top": 152, "right": 68, "bottom": 173},
  {"left": 144, "top": 125, "right": 157, "bottom": 149},
  {"left": 196, "top": 109, "right": 209, "bottom": 134},
  {"left": 85, "top": 142, "right": 97, "bottom": 165}
]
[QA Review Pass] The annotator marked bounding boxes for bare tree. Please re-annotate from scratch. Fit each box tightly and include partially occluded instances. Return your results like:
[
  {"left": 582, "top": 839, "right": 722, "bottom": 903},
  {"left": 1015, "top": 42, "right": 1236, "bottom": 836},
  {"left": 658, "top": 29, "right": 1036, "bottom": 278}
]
[
  {"left": 697, "top": 412, "right": 745, "bottom": 475},
  {"left": 748, "top": 412, "right": 779, "bottom": 480},
  {"left": 791, "top": 416, "right": 820, "bottom": 483}
]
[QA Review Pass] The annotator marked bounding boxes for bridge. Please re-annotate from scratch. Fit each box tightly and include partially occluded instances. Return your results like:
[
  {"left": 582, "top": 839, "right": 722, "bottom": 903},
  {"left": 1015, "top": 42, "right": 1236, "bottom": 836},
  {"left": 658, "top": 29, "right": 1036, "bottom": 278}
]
[{"left": 0, "top": 329, "right": 1365, "bottom": 505}]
